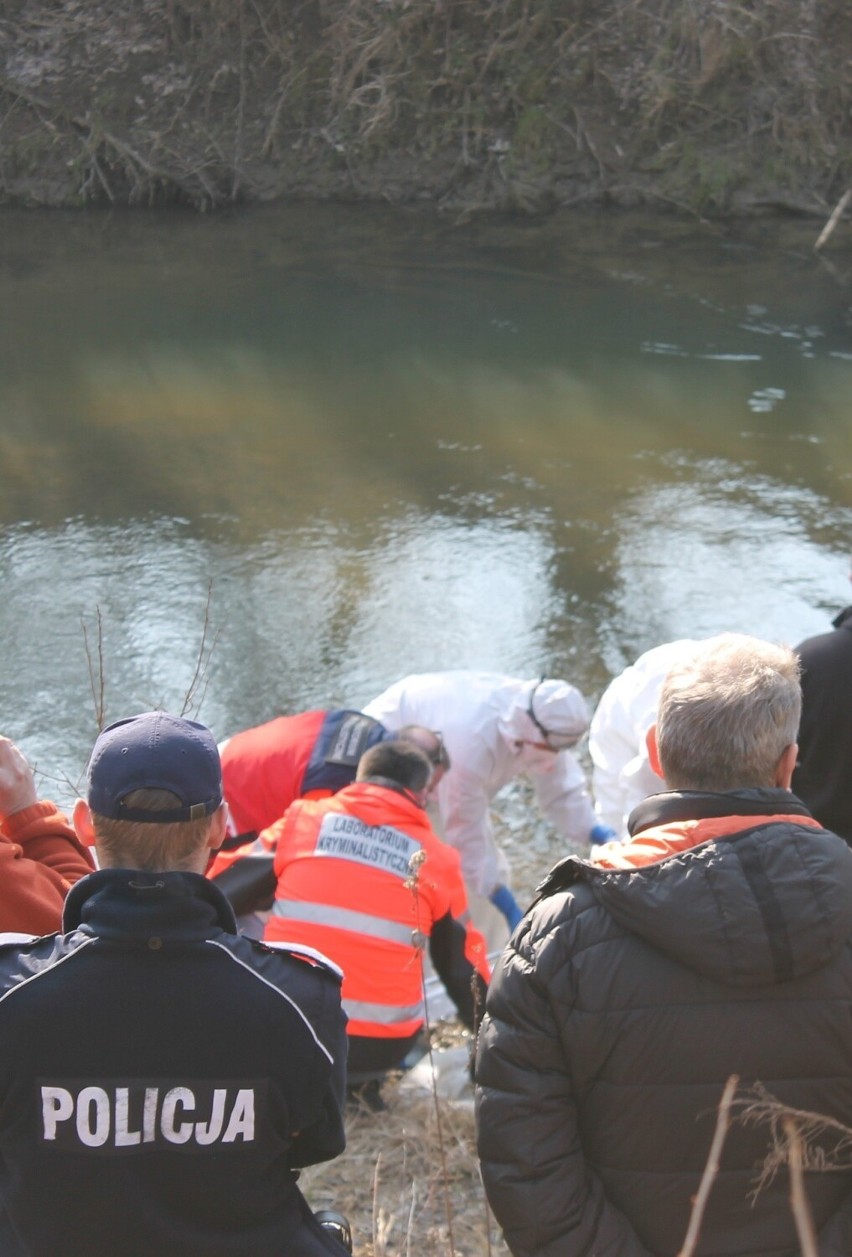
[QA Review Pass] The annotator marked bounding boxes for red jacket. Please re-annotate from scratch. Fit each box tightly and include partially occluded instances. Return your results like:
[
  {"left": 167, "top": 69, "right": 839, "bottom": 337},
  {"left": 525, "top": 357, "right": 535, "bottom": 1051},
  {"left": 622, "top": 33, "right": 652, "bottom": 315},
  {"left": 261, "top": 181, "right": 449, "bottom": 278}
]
[
  {"left": 264, "top": 781, "right": 490, "bottom": 1040},
  {"left": 0, "top": 802, "right": 94, "bottom": 935},
  {"left": 220, "top": 711, "right": 327, "bottom": 837}
]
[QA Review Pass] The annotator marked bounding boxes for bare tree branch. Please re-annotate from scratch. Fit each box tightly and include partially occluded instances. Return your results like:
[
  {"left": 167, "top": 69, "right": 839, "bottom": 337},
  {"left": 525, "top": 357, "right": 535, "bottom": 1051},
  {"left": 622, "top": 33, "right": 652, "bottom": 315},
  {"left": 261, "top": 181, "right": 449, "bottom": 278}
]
[
  {"left": 81, "top": 607, "right": 106, "bottom": 731},
  {"left": 677, "top": 1074, "right": 739, "bottom": 1257},
  {"left": 181, "top": 581, "right": 220, "bottom": 718},
  {"left": 406, "top": 847, "right": 458, "bottom": 1257},
  {"left": 815, "top": 187, "right": 851, "bottom": 251},
  {"left": 784, "top": 1117, "right": 819, "bottom": 1257},
  {"left": 735, "top": 1083, "right": 852, "bottom": 1197}
]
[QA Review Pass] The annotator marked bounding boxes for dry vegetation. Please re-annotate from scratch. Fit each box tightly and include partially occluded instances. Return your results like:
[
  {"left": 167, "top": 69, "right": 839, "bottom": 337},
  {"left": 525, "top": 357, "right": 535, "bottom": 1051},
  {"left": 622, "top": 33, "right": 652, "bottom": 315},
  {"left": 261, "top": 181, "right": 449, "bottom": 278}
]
[
  {"left": 300, "top": 1028, "right": 508, "bottom": 1257},
  {"left": 301, "top": 1057, "right": 852, "bottom": 1257},
  {"left": 0, "top": 0, "right": 850, "bottom": 216}
]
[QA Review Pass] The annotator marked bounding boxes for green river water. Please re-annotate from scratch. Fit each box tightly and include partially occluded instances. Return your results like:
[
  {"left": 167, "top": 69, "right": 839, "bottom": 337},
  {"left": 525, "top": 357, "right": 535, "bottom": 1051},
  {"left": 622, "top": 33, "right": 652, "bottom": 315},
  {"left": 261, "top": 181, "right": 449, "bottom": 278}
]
[{"left": 1, "top": 202, "right": 850, "bottom": 877}]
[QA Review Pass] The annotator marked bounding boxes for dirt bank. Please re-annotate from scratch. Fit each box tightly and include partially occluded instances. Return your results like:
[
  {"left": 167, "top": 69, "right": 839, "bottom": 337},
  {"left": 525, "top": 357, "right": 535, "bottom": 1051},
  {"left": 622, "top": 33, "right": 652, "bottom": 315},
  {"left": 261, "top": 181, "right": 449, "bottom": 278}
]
[{"left": 1, "top": 0, "right": 850, "bottom": 221}]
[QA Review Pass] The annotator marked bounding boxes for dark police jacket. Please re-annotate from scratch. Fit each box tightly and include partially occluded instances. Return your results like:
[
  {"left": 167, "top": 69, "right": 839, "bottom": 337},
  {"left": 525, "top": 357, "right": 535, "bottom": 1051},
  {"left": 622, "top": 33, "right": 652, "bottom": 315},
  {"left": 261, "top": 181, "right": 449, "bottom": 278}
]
[{"left": 0, "top": 869, "right": 349, "bottom": 1257}]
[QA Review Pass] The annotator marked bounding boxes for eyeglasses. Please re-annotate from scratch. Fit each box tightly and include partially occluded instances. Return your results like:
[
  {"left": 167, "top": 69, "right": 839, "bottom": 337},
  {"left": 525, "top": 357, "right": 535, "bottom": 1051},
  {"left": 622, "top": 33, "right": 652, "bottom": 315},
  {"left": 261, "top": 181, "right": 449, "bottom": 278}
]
[
  {"left": 427, "top": 730, "right": 450, "bottom": 771},
  {"left": 527, "top": 678, "right": 580, "bottom": 751}
]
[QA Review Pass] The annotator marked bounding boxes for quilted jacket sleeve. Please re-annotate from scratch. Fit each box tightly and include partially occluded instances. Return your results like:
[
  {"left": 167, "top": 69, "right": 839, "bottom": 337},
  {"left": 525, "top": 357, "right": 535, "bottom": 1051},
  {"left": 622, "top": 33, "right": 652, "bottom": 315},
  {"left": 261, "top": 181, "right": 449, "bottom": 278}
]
[
  {"left": 474, "top": 915, "right": 651, "bottom": 1257},
  {"left": 818, "top": 1191, "right": 852, "bottom": 1255}
]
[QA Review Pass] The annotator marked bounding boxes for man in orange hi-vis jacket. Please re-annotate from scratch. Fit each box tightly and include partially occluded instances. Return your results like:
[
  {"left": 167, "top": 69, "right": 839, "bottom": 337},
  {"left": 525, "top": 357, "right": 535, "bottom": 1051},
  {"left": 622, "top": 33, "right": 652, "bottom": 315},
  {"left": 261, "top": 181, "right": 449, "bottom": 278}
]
[{"left": 264, "top": 739, "right": 489, "bottom": 1104}]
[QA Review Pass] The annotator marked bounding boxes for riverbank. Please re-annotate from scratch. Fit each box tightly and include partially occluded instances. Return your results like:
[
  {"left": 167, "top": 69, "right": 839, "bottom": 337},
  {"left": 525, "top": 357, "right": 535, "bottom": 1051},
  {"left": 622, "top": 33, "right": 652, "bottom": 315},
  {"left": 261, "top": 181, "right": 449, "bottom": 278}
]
[{"left": 1, "top": 0, "right": 849, "bottom": 221}]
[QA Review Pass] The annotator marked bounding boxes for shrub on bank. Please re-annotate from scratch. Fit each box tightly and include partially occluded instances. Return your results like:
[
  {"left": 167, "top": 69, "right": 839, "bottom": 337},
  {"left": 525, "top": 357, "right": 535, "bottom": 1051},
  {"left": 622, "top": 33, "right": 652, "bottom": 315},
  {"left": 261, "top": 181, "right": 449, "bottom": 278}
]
[{"left": 0, "top": 0, "right": 849, "bottom": 216}]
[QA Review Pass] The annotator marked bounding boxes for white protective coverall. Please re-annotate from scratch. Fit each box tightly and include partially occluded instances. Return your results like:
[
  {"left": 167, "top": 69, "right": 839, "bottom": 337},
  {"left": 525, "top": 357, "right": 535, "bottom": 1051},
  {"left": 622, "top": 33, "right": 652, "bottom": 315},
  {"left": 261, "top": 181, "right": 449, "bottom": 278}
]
[
  {"left": 589, "top": 638, "right": 712, "bottom": 840},
  {"left": 363, "top": 671, "right": 595, "bottom": 899}
]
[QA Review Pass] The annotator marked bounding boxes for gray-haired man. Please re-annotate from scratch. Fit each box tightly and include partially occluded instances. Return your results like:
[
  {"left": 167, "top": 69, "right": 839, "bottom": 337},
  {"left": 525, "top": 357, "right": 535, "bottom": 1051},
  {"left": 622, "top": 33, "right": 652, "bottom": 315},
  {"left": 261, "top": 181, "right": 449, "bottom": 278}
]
[{"left": 476, "top": 634, "right": 852, "bottom": 1257}]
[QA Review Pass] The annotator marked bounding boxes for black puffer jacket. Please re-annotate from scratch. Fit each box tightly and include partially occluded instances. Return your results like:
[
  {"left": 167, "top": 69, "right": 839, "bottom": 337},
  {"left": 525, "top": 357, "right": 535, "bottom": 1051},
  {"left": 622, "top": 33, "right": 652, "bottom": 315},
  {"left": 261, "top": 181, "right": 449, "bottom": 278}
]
[
  {"left": 475, "top": 789, "right": 852, "bottom": 1257},
  {"left": 794, "top": 606, "right": 852, "bottom": 843}
]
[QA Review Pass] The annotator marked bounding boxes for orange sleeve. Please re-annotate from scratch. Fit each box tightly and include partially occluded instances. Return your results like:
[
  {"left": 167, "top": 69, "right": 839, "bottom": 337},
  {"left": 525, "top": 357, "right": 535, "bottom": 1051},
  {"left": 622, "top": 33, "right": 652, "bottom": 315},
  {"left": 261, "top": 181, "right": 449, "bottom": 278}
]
[
  {"left": 0, "top": 801, "right": 95, "bottom": 935},
  {"left": 427, "top": 840, "right": 492, "bottom": 984}
]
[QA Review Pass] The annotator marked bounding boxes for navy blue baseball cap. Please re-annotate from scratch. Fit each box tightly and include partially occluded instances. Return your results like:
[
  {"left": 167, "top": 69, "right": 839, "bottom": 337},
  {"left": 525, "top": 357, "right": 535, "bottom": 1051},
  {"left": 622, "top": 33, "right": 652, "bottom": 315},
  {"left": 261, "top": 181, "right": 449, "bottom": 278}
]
[{"left": 87, "top": 711, "right": 223, "bottom": 823}]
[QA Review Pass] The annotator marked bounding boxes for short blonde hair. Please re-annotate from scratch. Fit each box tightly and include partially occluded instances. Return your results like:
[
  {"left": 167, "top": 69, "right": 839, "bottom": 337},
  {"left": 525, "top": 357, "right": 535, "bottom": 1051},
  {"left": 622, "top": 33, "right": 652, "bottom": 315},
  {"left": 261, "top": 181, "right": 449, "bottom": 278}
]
[
  {"left": 92, "top": 788, "right": 215, "bottom": 872},
  {"left": 656, "top": 634, "right": 801, "bottom": 792}
]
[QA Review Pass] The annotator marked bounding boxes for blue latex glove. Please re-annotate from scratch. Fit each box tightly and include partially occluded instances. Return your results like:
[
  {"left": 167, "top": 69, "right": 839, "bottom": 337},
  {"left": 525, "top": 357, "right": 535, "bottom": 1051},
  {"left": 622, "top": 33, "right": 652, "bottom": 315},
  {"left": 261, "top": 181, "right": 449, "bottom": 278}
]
[
  {"left": 489, "top": 883, "right": 523, "bottom": 931},
  {"left": 589, "top": 822, "right": 617, "bottom": 843}
]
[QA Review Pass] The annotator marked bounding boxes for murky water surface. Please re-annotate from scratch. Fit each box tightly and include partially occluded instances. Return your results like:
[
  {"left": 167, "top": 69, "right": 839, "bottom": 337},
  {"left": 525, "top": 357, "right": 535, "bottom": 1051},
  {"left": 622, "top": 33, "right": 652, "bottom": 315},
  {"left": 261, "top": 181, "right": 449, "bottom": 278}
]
[{"left": 1, "top": 203, "right": 850, "bottom": 882}]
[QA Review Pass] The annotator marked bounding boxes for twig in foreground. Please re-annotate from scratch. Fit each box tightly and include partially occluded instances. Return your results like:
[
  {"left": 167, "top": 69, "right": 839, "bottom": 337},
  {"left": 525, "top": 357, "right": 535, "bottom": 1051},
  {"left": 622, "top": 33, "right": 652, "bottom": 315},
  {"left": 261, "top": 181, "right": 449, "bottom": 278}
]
[
  {"left": 407, "top": 847, "right": 457, "bottom": 1257},
  {"left": 677, "top": 1074, "right": 739, "bottom": 1257},
  {"left": 181, "top": 580, "right": 219, "bottom": 718},
  {"left": 784, "top": 1117, "right": 818, "bottom": 1257},
  {"left": 815, "top": 188, "right": 851, "bottom": 251},
  {"left": 81, "top": 608, "right": 106, "bottom": 731}
]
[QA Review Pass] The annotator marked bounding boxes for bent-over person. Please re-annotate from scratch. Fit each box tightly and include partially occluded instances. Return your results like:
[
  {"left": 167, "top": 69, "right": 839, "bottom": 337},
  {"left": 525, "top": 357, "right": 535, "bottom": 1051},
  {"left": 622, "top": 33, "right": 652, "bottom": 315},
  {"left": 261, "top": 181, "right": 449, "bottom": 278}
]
[{"left": 264, "top": 739, "right": 489, "bottom": 1105}]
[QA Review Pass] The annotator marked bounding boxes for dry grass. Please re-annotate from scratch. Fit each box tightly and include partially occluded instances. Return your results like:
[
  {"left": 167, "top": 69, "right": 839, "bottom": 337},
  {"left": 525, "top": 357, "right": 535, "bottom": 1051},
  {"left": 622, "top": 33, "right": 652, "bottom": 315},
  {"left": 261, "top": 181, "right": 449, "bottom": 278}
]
[
  {"left": 735, "top": 1083, "right": 852, "bottom": 1198},
  {"left": 0, "top": 0, "right": 849, "bottom": 215},
  {"left": 300, "top": 1025, "right": 508, "bottom": 1257}
]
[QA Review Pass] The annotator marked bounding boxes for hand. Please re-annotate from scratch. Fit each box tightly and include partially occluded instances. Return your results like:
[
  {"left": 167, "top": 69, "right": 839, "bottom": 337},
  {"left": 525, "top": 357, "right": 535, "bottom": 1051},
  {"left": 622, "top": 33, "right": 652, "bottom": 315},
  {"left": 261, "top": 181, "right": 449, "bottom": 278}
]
[
  {"left": 0, "top": 738, "right": 39, "bottom": 822},
  {"left": 489, "top": 883, "right": 523, "bottom": 932}
]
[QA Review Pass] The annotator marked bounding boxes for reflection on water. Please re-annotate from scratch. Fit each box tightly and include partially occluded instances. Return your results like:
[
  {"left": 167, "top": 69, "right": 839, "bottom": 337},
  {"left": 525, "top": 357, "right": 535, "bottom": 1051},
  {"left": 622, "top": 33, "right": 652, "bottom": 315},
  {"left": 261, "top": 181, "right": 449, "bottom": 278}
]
[
  {"left": 607, "top": 470, "right": 850, "bottom": 673},
  {"left": 1, "top": 203, "right": 851, "bottom": 880}
]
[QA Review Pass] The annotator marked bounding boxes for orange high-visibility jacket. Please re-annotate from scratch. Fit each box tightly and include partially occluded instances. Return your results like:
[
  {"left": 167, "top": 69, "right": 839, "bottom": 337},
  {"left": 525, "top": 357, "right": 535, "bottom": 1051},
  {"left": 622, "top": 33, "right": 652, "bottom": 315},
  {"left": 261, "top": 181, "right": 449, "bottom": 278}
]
[{"left": 264, "top": 781, "right": 490, "bottom": 1041}]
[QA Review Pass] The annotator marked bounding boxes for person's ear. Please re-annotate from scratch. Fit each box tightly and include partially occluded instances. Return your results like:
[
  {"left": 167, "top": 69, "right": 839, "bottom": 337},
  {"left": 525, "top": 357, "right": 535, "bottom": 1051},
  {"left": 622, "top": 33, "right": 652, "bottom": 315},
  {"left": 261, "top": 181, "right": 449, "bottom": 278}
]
[
  {"left": 207, "top": 805, "right": 228, "bottom": 851},
  {"left": 775, "top": 742, "right": 798, "bottom": 790},
  {"left": 73, "top": 799, "right": 97, "bottom": 847},
  {"left": 645, "top": 724, "right": 664, "bottom": 780}
]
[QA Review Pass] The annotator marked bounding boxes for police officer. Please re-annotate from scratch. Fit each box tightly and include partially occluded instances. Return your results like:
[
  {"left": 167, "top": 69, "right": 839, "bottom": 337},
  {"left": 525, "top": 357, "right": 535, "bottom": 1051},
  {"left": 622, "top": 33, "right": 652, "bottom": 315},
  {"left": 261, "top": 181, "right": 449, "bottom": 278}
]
[{"left": 0, "top": 711, "right": 350, "bottom": 1257}]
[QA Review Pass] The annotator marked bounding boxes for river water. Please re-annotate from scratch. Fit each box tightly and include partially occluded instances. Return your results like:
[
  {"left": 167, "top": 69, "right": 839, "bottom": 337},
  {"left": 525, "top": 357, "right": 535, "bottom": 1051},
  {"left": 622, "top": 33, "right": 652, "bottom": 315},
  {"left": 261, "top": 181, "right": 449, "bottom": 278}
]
[{"left": 1, "top": 203, "right": 850, "bottom": 884}]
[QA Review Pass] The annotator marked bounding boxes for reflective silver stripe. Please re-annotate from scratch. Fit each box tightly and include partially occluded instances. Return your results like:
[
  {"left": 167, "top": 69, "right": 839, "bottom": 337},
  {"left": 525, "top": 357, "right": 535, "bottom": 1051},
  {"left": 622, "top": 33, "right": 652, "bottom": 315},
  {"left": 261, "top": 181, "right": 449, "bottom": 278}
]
[
  {"left": 272, "top": 899, "right": 419, "bottom": 948},
  {"left": 262, "top": 939, "right": 344, "bottom": 979},
  {"left": 343, "top": 997, "right": 424, "bottom": 1025},
  {"left": 0, "top": 936, "right": 98, "bottom": 1008}
]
